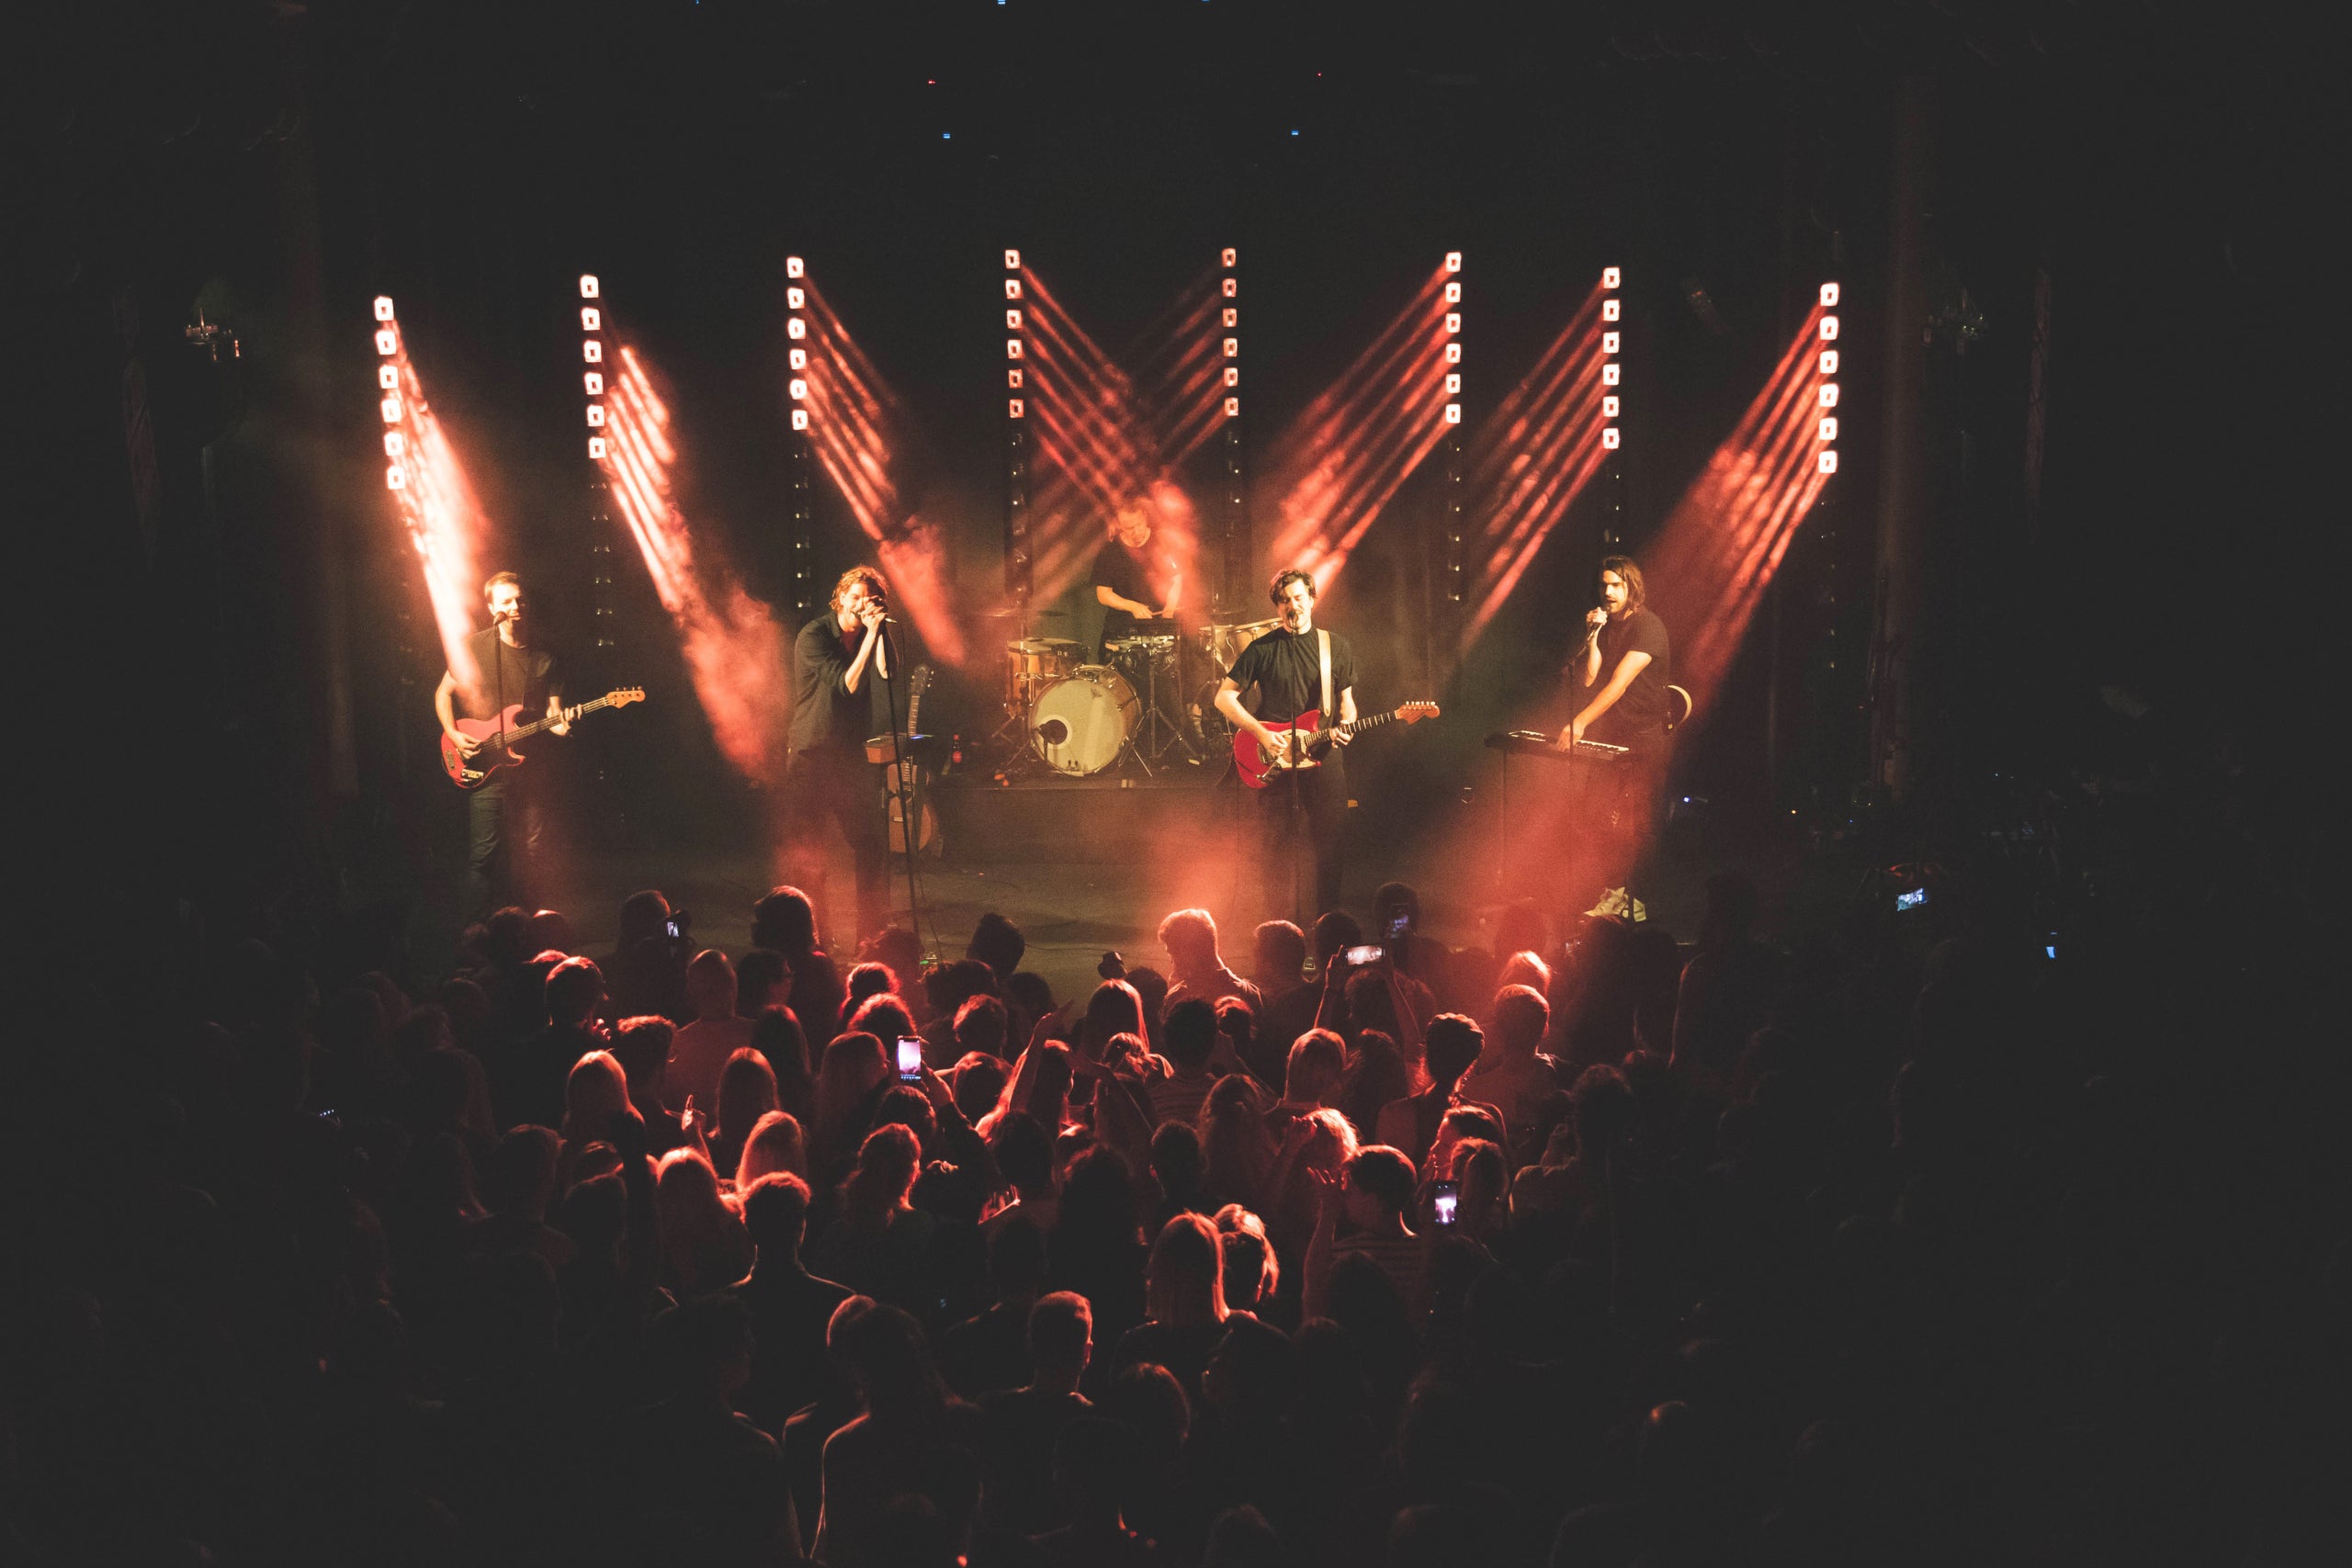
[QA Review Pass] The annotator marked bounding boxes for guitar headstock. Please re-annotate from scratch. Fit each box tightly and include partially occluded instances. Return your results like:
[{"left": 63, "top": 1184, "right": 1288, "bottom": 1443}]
[
  {"left": 1395, "top": 702, "right": 1440, "bottom": 724},
  {"left": 606, "top": 687, "right": 646, "bottom": 707}
]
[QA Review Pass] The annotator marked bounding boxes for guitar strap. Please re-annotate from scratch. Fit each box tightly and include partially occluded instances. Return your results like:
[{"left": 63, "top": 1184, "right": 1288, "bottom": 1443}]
[{"left": 1317, "top": 629, "right": 1332, "bottom": 727}]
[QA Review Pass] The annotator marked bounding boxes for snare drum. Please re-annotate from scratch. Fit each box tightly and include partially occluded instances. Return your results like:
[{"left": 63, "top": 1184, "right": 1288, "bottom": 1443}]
[
  {"left": 1104, "top": 633, "right": 1179, "bottom": 674},
  {"left": 1004, "top": 637, "right": 1081, "bottom": 712},
  {"left": 1200, "top": 618, "right": 1280, "bottom": 672},
  {"left": 1030, "top": 665, "right": 1138, "bottom": 776}
]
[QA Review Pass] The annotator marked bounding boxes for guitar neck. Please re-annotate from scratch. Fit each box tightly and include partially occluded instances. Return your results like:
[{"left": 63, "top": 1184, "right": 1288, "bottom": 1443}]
[
  {"left": 494, "top": 694, "right": 614, "bottom": 742},
  {"left": 1333, "top": 707, "right": 1407, "bottom": 739}
]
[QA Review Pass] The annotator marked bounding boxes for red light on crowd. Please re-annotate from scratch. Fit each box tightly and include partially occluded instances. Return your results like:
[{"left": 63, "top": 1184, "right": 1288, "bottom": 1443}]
[
  {"left": 1818, "top": 350, "right": 1838, "bottom": 375},
  {"left": 785, "top": 257, "right": 804, "bottom": 278},
  {"left": 1819, "top": 281, "right": 1839, "bottom": 307},
  {"left": 1222, "top": 248, "right": 1238, "bottom": 267},
  {"left": 372, "top": 297, "right": 395, "bottom": 321},
  {"left": 789, "top": 410, "right": 808, "bottom": 431},
  {"left": 1819, "top": 315, "right": 1839, "bottom": 341},
  {"left": 1602, "top": 266, "right": 1622, "bottom": 288},
  {"left": 1445, "top": 252, "right": 1463, "bottom": 272},
  {"left": 581, "top": 274, "right": 601, "bottom": 298},
  {"left": 375, "top": 329, "right": 398, "bottom": 355},
  {"left": 1602, "top": 299, "right": 1621, "bottom": 322},
  {"left": 1004, "top": 249, "right": 1021, "bottom": 269},
  {"left": 1819, "top": 449, "right": 1838, "bottom": 474},
  {"left": 1222, "top": 277, "right": 1238, "bottom": 298}
]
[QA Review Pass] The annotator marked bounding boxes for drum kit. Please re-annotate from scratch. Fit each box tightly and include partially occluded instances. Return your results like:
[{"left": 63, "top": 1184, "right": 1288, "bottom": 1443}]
[{"left": 988, "top": 614, "right": 1283, "bottom": 779}]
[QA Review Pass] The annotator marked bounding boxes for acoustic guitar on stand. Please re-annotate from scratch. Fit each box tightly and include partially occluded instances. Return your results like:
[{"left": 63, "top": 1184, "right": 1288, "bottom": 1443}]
[
  {"left": 441, "top": 688, "right": 644, "bottom": 789},
  {"left": 1235, "top": 702, "right": 1440, "bottom": 790}
]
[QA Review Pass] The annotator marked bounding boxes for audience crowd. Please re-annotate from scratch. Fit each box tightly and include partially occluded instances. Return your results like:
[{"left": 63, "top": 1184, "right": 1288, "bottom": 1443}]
[{"left": 3, "top": 851, "right": 2292, "bottom": 1567}]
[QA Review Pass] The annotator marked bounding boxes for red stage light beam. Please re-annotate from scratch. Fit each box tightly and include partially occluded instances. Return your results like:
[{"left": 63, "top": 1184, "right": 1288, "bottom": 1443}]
[
  {"left": 1261, "top": 264, "right": 1454, "bottom": 589},
  {"left": 1645, "top": 294, "right": 1841, "bottom": 721},
  {"left": 372, "top": 296, "right": 494, "bottom": 697},
  {"left": 793, "top": 272, "right": 968, "bottom": 668},
  {"left": 589, "top": 321, "right": 795, "bottom": 785}
]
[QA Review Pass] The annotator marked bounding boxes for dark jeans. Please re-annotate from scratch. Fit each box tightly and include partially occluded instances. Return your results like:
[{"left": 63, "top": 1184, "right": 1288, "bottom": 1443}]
[
  {"left": 784, "top": 749, "right": 889, "bottom": 947},
  {"left": 467, "top": 771, "right": 544, "bottom": 916},
  {"left": 1563, "top": 725, "right": 1668, "bottom": 913},
  {"left": 1251, "top": 749, "right": 1350, "bottom": 923}
]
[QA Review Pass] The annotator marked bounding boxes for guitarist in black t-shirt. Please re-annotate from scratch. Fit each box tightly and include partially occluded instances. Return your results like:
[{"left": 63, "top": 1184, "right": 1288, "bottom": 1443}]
[
  {"left": 437, "top": 570, "right": 567, "bottom": 913},
  {"left": 1556, "top": 555, "right": 1672, "bottom": 907},
  {"left": 1216, "top": 568, "right": 1358, "bottom": 921}
]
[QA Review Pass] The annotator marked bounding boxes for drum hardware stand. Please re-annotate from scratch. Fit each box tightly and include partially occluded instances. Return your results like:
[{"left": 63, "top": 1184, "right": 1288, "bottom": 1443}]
[{"left": 1124, "top": 637, "right": 1200, "bottom": 773}]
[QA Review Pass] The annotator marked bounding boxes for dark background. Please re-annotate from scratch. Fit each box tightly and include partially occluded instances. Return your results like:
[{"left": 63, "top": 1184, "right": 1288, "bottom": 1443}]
[{"left": 15, "top": 0, "right": 2335, "bottom": 941}]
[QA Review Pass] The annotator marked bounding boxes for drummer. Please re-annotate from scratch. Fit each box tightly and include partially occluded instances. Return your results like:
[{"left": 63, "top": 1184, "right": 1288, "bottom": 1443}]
[{"left": 1091, "top": 497, "right": 1182, "bottom": 659}]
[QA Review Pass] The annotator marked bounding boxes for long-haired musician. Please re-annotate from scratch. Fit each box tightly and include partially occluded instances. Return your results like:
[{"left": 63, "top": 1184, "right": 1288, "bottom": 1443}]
[
  {"left": 1556, "top": 555, "right": 1672, "bottom": 907},
  {"left": 786, "top": 566, "right": 894, "bottom": 945}
]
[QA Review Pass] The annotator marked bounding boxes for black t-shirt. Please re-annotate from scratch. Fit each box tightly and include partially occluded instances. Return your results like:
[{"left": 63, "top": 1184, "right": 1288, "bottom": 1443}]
[
  {"left": 1091, "top": 540, "right": 1167, "bottom": 651},
  {"left": 1225, "top": 626, "right": 1357, "bottom": 724},
  {"left": 1585, "top": 607, "right": 1670, "bottom": 738},
  {"left": 455, "top": 627, "right": 560, "bottom": 721},
  {"left": 789, "top": 612, "right": 884, "bottom": 758}
]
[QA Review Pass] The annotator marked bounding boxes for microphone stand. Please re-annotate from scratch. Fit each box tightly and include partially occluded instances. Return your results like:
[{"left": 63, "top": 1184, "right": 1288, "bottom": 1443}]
[{"left": 876, "top": 622, "right": 931, "bottom": 961}]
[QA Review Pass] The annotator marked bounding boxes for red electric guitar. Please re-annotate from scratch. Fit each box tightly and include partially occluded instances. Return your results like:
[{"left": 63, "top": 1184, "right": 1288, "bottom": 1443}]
[
  {"left": 1235, "top": 702, "right": 1440, "bottom": 789},
  {"left": 441, "top": 688, "right": 644, "bottom": 789}
]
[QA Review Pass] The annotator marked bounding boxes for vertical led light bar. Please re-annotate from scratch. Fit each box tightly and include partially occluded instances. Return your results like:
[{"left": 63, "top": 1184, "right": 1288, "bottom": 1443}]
[
  {"left": 1600, "top": 265, "right": 1626, "bottom": 545},
  {"left": 579, "top": 276, "right": 619, "bottom": 653},
  {"left": 1221, "top": 247, "right": 1243, "bottom": 609},
  {"left": 786, "top": 256, "right": 815, "bottom": 611},
  {"left": 1005, "top": 249, "right": 1031, "bottom": 603},
  {"left": 1816, "top": 281, "right": 1841, "bottom": 476},
  {"left": 1442, "top": 251, "right": 1465, "bottom": 602}
]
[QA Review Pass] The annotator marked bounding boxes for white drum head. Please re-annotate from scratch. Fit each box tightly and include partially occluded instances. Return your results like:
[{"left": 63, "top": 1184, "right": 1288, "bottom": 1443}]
[{"left": 1030, "top": 666, "right": 1139, "bottom": 775}]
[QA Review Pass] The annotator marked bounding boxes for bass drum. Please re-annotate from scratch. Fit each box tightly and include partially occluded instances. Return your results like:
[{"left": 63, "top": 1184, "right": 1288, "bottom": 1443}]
[{"left": 1030, "top": 666, "right": 1138, "bottom": 776}]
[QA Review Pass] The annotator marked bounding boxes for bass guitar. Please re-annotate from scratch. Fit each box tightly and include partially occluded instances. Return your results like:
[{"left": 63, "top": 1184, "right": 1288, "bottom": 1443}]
[
  {"left": 441, "top": 688, "right": 644, "bottom": 789},
  {"left": 1235, "top": 702, "right": 1440, "bottom": 790}
]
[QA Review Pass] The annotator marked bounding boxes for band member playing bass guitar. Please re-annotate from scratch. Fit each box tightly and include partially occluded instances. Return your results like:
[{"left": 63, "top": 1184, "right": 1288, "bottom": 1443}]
[
  {"left": 1555, "top": 554, "right": 1672, "bottom": 908},
  {"left": 437, "top": 571, "right": 567, "bottom": 913},
  {"left": 1217, "top": 568, "right": 1356, "bottom": 921},
  {"left": 786, "top": 566, "right": 894, "bottom": 947}
]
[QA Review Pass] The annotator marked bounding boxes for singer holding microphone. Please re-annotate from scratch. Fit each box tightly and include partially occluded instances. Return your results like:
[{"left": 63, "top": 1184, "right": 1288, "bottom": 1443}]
[
  {"left": 786, "top": 565, "right": 895, "bottom": 947},
  {"left": 1555, "top": 555, "right": 1672, "bottom": 908}
]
